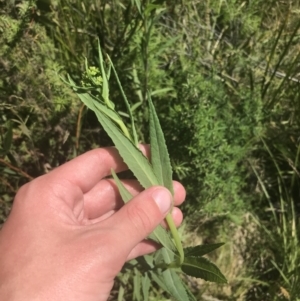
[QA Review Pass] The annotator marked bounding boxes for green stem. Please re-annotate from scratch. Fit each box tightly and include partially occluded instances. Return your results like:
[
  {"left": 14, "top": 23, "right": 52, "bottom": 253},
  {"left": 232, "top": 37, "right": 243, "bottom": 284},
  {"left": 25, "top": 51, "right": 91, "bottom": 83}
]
[
  {"left": 116, "top": 119, "right": 132, "bottom": 141},
  {"left": 165, "top": 213, "right": 184, "bottom": 265}
]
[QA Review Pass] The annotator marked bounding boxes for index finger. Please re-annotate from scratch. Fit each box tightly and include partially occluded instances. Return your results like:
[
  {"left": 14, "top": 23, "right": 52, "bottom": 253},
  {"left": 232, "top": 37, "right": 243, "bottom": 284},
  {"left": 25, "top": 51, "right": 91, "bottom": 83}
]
[
  {"left": 46, "top": 144, "right": 150, "bottom": 193},
  {"left": 46, "top": 147, "right": 127, "bottom": 193}
]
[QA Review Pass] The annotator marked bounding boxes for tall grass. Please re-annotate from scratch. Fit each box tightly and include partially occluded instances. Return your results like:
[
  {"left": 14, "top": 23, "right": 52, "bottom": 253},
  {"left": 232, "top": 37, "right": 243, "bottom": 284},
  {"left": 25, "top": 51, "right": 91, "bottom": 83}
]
[{"left": 248, "top": 139, "right": 300, "bottom": 300}]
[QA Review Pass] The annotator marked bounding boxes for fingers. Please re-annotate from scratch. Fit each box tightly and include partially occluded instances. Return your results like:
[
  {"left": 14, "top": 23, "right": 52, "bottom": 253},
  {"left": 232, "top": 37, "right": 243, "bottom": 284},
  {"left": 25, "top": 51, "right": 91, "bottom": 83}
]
[
  {"left": 15, "top": 147, "right": 130, "bottom": 214},
  {"left": 161, "top": 207, "right": 183, "bottom": 228},
  {"left": 172, "top": 181, "right": 186, "bottom": 206},
  {"left": 43, "top": 144, "right": 151, "bottom": 195},
  {"left": 101, "top": 186, "right": 173, "bottom": 257},
  {"left": 44, "top": 147, "right": 129, "bottom": 194},
  {"left": 125, "top": 207, "right": 184, "bottom": 260},
  {"left": 83, "top": 180, "right": 186, "bottom": 220},
  {"left": 126, "top": 240, "right": 160, "bottom": 260},
  {"left": 83, "top": 179, "right": 142, "bottom": 220}
]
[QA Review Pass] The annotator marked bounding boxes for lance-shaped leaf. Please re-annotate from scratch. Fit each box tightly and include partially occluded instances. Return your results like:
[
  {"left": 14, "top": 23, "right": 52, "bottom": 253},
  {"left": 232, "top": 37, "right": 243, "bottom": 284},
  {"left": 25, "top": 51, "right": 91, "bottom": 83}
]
[
  {"left": 148, "top": 226, "right": 176, "bottom": 254},
  {"left": 151, "top": 268, "right": 196, "bottom": 301},
  {"left": 148, "top": 96, "right": 185, "bottom": 260},
  {"left": 138, "top": 255, "right": 154, "bottom": 269},
  {"left": 97, "top": 40, "right": 113, "bottom": 109},
  {"left": 75, "top": 91, "right": 121, "bottom": 124},
  {"left": 181, "top": 256, "right": 227, "bottom": 283},
  {"left": 93, "top": 101, "right": 123, "bottom": 124},
  {"left": 141, "top": 273, "right": 150, "bottom": 301},
  {"left": 152, "top": 249, "right": 196, "bottom": 301},
  {"left": 73, "top": 91, "right": 132, "bottom": 140},
  {"left": 117, "top": 285, "right": 125, "bottom": 301},
  {"left": 111, "top": 169, "right": 176, "bottom": 253},
  {"left": 94, "top": 110, "right": 159, "bottom": 188},
  {"left": 133, "top": 269, "right": 142, "bottom": 301},
  {"left": 148, "top": 95, "right": 174, "bottom": 195},
  {"left": 111, "top": 169, "right": 133, "bottom": 203},
  {"left": 75, "top": 93, "right": 97, "bottom": 113},
  {"left": 107, "top": 55, "right": 139, "bottom": 146},
  {"left": 183, "top": 280, "right": 199, "bottom": 301},
  {"left": 184, "top": 243, "right": 225, "bottom": 257}
]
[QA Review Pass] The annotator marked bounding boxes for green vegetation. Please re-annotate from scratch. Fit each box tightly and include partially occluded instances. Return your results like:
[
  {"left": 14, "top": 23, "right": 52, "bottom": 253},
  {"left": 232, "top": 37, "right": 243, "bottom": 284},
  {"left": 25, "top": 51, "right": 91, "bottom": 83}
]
[
  {"left": 66, "top": 45, "right": 227, "bottom": 300},
  {"left": 1, "top": 0, "right": 300, "bottom": 300}
]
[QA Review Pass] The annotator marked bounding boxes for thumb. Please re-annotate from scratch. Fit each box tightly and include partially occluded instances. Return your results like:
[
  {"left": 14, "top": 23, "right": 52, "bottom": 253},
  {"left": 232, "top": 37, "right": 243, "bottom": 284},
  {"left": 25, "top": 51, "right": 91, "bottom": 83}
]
[{"left": 108, "top": 186, "right": 172, "bottom": 254}]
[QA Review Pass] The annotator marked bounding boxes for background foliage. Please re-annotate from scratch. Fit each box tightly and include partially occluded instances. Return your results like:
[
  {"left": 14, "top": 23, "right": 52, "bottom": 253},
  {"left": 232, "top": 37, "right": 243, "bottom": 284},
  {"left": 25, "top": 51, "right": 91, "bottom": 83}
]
[{"left": 1, "top": 0, "right": 300, "bottom": 300}]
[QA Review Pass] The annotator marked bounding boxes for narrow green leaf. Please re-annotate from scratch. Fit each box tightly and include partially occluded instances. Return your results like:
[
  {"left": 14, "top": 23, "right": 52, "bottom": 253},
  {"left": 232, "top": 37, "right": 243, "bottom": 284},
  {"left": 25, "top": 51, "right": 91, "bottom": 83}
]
[
  {"left": 111, "top": 169, "right": 133, "bottom": 203},
  {"left": 150, "top": 87, "right": 173, "bottom": 96},
  {"left": 19, "top": 122, "right": 31, "bottom": 139},
  {"left": 150, "top": 271, "right": 169, "bottom": 294},
  {"left": 117, "top": 285, "right": 125, "bottom": 301},
  {"left": 151, "top": 267, "right": 195, "bottom": 301},
  {"left": 93, "top": 101, "right": 123, "bottom": 126},
  {"left": 107, "top": 55, "right": 139, "bottom": 146},
  {"left": 181, "top": 257, "right": 227, "bottom": 283},
  {"left": 184, "top": 243, "right": 225, "bottom": 257},
  {"left": 72, "top": 91, "right": 97, "bottom": 112},
  {"left": 131, "top": 101, "right": 142, "bottom": 112},
  {"left": 94, "top": 110, "right": 159, "bottom": 188},
  {"left": 97, "top": 40, "right": 110, "bottom": 106},
  {"left": 148, "top": 95, "right": 174, "bottom": 195},
  {"left": 67, "top": 76, "right": 99, "bottom": 110},
  {"left": 131, "top": 65, "right": 143, "bottom": 103},
  {"left": 106, "top": 59, "right": 111, "bottom": 80},
  {"left": 140, "top": 255, "right": 154, "bottom": 269},
  {"left": 141, "top": 273, "right": 150, "bottom": 301},
  {"left": 153, "top": 248, "right": 166, "bottom": 266},
  {"left": 133, "top": 0, "right": 142, "bottom": 15},
  {"left": 133, "top": 269, "right": 141, "bottom": 301},
  {"left": 148, "top": 225, "right": 176, "bottom": 254},
  {"left": 182, "top": 280, "right": 198, "bottom": 301},
  {"left": 161, "top": 247, "right": 175, "bottom": 266}
]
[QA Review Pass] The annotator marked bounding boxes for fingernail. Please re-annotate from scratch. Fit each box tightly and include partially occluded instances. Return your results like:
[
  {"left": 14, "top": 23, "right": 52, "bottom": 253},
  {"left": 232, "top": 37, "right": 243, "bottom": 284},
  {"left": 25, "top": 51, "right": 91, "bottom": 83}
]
[{"left": 152, "top": 188, "right": 172, "bottom": 214}]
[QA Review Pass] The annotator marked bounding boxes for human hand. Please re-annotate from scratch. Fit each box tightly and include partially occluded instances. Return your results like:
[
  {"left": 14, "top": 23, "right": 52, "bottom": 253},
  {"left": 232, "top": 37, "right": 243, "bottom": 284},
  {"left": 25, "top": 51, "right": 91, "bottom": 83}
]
[{"left": 0, "top": 146, "right": 185, "bottom": 301}]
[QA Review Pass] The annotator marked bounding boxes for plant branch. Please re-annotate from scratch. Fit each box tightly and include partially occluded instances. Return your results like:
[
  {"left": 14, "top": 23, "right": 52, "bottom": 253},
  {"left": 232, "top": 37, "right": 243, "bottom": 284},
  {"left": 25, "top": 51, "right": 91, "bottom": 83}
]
[{"left": 165, "top": 213, "right": 184, "bottom": 265}]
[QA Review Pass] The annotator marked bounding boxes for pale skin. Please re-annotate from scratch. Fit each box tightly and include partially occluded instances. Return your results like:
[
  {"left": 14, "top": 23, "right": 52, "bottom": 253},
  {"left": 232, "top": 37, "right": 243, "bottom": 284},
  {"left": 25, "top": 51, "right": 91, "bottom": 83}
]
[{"left": 0, "top": 145, "right": 185, "bottom": 301}]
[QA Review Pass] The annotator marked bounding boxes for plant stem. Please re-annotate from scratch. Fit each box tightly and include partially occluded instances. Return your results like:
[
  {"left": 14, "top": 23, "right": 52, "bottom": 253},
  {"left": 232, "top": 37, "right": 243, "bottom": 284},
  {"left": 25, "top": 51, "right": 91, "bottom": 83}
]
[
  {"left": 116, "top": 119, "right": 132, "bottom": 141},
  {"left": 165, "top": 213, "right": 184, "bottom": 265}
]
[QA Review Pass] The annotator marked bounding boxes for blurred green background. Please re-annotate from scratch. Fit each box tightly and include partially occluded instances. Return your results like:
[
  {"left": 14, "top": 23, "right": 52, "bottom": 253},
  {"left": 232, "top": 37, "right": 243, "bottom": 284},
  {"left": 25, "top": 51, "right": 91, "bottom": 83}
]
[{"left": 1, "top": 0, "right": 300, "bottom": 300}]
